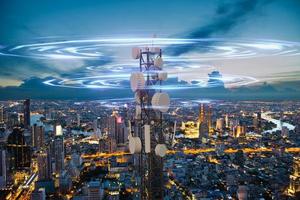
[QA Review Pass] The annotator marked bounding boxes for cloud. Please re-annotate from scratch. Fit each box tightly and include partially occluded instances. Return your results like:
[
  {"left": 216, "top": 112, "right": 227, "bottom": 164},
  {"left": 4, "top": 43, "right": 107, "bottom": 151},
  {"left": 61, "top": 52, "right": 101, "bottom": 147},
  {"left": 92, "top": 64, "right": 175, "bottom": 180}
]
[{"left": 168, "top": 0, "right": 273, "bottom": 56}]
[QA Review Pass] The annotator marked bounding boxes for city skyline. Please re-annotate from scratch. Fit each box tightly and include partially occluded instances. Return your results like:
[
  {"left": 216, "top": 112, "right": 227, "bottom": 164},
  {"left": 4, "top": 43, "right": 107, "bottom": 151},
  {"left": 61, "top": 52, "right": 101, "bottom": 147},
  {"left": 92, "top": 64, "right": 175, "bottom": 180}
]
[{"left": 0, "top": 1, "right": 300, "bottom": 200}]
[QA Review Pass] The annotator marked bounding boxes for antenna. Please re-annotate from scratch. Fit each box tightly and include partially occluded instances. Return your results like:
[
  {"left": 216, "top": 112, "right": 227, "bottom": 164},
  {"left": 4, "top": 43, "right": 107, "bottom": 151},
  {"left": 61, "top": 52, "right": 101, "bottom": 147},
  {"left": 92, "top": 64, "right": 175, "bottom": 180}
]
[{"left": 129, "top": 42, "right": 168, "bottom": 200}]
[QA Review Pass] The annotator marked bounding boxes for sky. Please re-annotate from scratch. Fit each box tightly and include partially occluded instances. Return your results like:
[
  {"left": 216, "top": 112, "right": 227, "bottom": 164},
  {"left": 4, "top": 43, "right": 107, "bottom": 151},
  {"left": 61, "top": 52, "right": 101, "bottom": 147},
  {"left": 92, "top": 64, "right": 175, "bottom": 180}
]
[{"left": 0, "top": 0, "right": 300, "bottom": 100}]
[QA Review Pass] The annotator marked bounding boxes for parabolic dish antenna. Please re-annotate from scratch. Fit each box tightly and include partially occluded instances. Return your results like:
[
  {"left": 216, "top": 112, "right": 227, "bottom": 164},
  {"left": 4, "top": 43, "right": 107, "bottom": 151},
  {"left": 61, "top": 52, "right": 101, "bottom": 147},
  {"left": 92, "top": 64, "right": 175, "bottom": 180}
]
[
  {"left": 157, "top": 71, "right": 168, "bottom": 81},
  {"left": 129, "top": 136, "right": 142, "bottom": 154},
  {"left": 154, "top": 57, "right": 163, "bottom": 68},
  {"left": 130, "top": 72, "right": 145, "bottom": 92},
  {"left": 155, "top": 144, "right": 168, "bottom": 157},
  {"left": 151, "top": 92, "right": 170, "bottom": 112},
  {"left": 132, "top": 47, "right": 141, "bottom": 59}
]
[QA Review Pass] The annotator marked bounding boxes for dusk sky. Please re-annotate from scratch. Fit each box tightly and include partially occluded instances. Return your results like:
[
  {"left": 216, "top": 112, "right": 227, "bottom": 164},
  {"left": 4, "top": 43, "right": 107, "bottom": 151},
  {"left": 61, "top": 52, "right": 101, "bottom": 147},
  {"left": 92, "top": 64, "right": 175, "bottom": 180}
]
[{"left": 0, "top": 0, "right": 300, "bottom": 99}]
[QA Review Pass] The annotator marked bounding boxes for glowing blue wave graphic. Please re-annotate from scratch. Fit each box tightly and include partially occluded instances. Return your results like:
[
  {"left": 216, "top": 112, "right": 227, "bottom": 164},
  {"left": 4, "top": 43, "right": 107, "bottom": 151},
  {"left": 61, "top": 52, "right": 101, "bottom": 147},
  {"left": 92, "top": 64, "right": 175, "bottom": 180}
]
[{"left": 1, "top": 37, "right": 300, "bottom": 90}]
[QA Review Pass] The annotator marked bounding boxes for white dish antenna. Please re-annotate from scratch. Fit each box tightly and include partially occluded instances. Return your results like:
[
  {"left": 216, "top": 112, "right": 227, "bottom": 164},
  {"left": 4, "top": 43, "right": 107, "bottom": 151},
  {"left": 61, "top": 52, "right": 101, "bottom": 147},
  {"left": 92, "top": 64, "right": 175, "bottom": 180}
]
[
  {"left": 154, "top": 57, "right": 163, "bottom": 68},
  {"left": 129, "top": 136, "right": 142, "bottom": 154},
  {"left": 157, "top": 71, "right": 168, "bottom": 81},
  {"left": 130, "top": 72, "right": 145, "bottom": 92},
  {"left": 132, "top": 47, "right": 141, "bottom": 59},
  {"left": 155, "top": 144, "right": 167, "bottom": 157},
  {"left": 151, "top": 92, "right": 170, "bottom": 112}
]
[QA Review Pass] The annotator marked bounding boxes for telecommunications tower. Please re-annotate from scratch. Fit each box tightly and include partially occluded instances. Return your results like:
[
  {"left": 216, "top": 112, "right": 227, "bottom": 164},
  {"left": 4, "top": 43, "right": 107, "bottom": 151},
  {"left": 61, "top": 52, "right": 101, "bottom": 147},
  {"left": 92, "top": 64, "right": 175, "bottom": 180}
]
[{"left": 128, "top": 45, "right": 170, "bottom": 200}]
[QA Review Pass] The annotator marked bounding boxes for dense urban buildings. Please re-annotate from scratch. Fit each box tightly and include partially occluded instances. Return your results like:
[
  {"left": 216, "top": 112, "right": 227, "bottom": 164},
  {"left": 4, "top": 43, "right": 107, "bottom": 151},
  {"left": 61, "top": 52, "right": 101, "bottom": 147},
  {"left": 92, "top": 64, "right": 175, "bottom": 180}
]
[{"left": 0, "top": 99, "right": 299, "bottom": 199}]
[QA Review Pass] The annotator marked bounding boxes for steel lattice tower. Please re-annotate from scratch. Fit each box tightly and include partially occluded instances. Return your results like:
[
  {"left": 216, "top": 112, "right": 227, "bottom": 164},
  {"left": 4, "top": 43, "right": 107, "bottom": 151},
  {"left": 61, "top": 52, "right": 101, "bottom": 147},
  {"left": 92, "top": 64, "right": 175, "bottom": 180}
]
[{"left": 129, "top": 46, "right": 169, "bottom": 200}]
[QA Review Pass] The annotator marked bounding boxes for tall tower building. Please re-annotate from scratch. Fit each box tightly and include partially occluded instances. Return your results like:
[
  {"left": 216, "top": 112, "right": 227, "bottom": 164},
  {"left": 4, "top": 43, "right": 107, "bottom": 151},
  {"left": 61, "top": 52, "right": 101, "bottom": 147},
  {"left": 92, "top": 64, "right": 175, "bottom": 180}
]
[
  {"left": 54, "top": 136, "right": 64, "bottom": 174},
  {"left": 198, "top": 104, "right": 205, "bottom": 124},
  {"left": 288, "top": 157, "right": 300, "bottom": 196},
  {"left": 32, "top": 124, "right": 45, "bottom": 150},
  {"left": 37, "top": 150, "right": 51, "bottom": 180},
  {"left": 0, "top": 150, "right": 6, "bottom": 188},
  {"left": 0, "top": 106, "right": 4, "bottom": 123},
  {"left": 6, "top": 128, "right": 31, "bottom": 171},
  {"left": 23, "top": 99, "right": 30, "bottom": 129},
  {"left": 198, "top": 104, "right": 211, "bottom": 139}
]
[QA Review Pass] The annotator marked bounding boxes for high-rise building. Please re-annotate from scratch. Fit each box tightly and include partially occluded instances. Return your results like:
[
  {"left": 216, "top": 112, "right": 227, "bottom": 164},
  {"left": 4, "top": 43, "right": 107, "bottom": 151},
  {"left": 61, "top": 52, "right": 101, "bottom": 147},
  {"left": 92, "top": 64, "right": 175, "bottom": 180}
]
[
  {"left": 234, "top": 125, "right": 246, "bottom": 138},
  {"left": 288, "top": 157, "right": 300, "bottom": 196},
  {"left": 76, "top": 113, "right": 80, "bottom": 127},
  {"left": 0, "top": 150, "right": 6, "bottom": 188},
  {"left": 253, "top": 112, "right": 262, "bottom": 133},
  {"left": 216, "top": 118, "right": 224, "bottom": 131},
  {"left": 54, "top": 130, "right": 64, "bottom": 174},
  {"left": 32, "top": 124, "right": 45, "bottom": 150},
  {"left": 23, "top": 99, "right": 30, "bottom": 129},
  {"left": 6, "top": 128, "right": 31, "bottom": 172},
  {"left": 0, "top": 106, "right": 4, "bottom": 123},
  {"left": 37, "top": 150, "right": 51, "bottom": 180},
  {"left": 225, "top": 114, "right": 229, "bottom": 128},
  {"left": 55, "top": 125, "right": 63, "bottom": 136},
  {"left": 198, "top": 104, "right": 211, "bottom": 139}
]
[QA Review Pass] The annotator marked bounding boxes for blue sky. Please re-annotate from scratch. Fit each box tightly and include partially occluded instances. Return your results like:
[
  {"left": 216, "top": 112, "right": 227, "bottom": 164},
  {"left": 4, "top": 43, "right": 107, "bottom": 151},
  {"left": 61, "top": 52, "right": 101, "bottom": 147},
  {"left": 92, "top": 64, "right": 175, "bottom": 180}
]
[{"left": 0, "top": 0, "right": 300, "bottom": 99}]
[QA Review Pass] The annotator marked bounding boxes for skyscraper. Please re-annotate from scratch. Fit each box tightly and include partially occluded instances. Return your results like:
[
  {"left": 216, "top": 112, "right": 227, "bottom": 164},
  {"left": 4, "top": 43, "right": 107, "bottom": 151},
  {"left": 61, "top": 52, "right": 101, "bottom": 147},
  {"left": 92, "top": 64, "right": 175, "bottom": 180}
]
[
  {"left": 198, "top": 104, "right": 211, "bottom": 139},
  {"left": 23, "top": 99, "right": 30, "bottom": 129},
  {"left": 37, "top": 150, "right": 51, "bottom": 180},
  {"left": 0, "top": 150, "right": 6, "bottom": 188},
  {"left": 54, "top": 135, "right": 64, "bottom": 174},
  {"left": 6, "top": 128, "right": 31, "bottom": 171},
  {"left": 0, "top": 106, "right": 4, "bottom": 123},
  {"left": 32, "top": 124, "right": 45, "bottom": 150}
]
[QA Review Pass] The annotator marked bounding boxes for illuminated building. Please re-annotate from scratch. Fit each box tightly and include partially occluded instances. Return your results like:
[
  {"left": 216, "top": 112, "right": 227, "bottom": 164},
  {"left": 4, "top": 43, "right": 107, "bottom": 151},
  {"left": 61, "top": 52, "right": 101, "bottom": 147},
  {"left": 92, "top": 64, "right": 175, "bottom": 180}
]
[
  {"left": 37, "top": 150, "right": 51, "bottom": 180},
  {"left": 54, "top": 126, "right": 64, "bottom": 174},
  {"left": 23, "top": 99, "right": 30, "bottom": 129},
  {"left": 0, "top": 150, "right": 6, "bottom": 188},
  {"left": 198, "top": 104, "right": 205, "bottom": 124},
  {"left": 181, "top": 121, "right": 200, "bottom": 139},
  {"left": 288, "top": 157, "right": 300, "bottom": 196},
  {"left": 225, "top": 114, "right": 229, "bottom": 128},
  {"left": 253, "top": 112, "right": 262, "bottom": 133},
  {"left": 6, "top": 128, "right": 31, "bottom": 172},
  {"left": 233, "top": 125, "right": 246, "bottom": 138},
  {"left": 32, "top": 124, "right": 45, "bottom": 150},
  {"left": 31, "top": 188, "right": 46, "bottom": 200},
  {"left": 77, "top": 113, "right": 80, "bottom": 126},
  {"left": 198, "top": 104, "right": 212, "bottom": 138},
  {"left": 216, "top": 118, "right": 224, "bottom": 132},
  {"left": 199, "top": 121, "right": 209, "bottom": 142}
]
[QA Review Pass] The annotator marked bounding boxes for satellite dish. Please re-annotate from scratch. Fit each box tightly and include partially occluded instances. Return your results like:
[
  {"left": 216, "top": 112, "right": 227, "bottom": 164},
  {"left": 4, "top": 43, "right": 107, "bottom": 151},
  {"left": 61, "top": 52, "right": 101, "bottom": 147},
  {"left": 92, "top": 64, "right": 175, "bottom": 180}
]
[
  {"left": 129, "top": 137, "right": 142, "bottom": 154},
  {"left": 155, "top": 144, "right": 167, "bottom": 157},
  {"left": 157, "top": 71, "right": 168, "bottom": 81},
  {"left": 132, "top": 47, "right": 141, "bottom": 59},
  {"left": 130, "top": 72, "right": 145, "bottom": 92},
  {"left": 151, "top": 92, "right": 170, "bottom": 112},
  {"left": 154, "top": 57, "right": 163, "bottom": 68}
]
